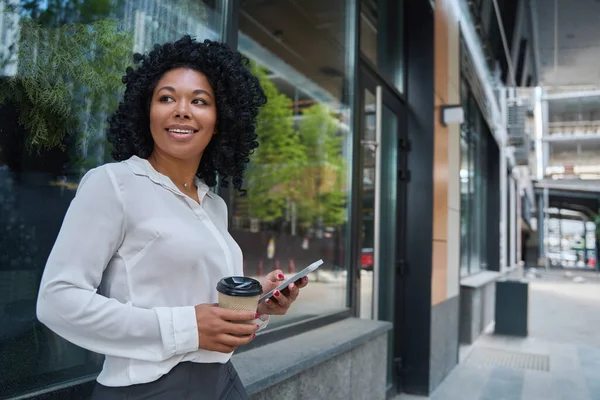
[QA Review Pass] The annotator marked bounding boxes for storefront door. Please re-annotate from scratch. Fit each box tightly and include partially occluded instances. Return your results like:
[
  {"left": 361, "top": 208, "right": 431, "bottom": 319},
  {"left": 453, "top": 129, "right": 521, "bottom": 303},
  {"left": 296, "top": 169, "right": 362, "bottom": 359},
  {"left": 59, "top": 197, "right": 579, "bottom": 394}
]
[{"left": 358, "top": 63, "right": 409, "bottom": 394}]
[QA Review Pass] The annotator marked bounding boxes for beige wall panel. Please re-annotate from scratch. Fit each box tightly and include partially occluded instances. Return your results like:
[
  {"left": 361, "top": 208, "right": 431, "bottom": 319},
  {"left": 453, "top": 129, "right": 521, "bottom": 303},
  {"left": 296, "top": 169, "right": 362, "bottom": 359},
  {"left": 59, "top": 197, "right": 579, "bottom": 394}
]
[
  {"left": 448, "top": 81, "right": 460, "bottom": 105},
  {"left": 433, "top": 108, "right": 449, "bottom": 242},
  {"left": 431, "top": 239, "right": 448, "bottom": 306},
  {"left": 446, "top": 209, "right": 461, "bottom": 299},
  {"left": 447, "top": 119, "right": 461, "bottom": 212},
  {"left": 435, "top": 93, "right": 444, "bottom": 107},
  {"left": 447, "top": 6, "right": 460, "bottom": 98},
  {"left": 431, "top": 240, "right": 448, "bottom": 306}
]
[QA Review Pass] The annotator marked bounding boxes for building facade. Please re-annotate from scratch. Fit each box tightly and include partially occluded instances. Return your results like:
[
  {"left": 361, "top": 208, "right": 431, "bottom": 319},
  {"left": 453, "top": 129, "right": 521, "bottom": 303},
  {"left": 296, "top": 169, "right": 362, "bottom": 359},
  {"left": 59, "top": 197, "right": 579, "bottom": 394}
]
[
  {"left": 531, "top": 89, "right": 600, "bottom": 271},
  {"left": 0, "top": 0, "right": 531, "bottom": 398}
]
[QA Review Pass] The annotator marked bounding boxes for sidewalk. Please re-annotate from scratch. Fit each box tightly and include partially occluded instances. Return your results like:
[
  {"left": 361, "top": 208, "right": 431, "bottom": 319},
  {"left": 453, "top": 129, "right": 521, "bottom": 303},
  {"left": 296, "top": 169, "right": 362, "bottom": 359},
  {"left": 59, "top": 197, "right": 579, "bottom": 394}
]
[{"left": 398, "top": 271, "right": 600, "bottom": 400}]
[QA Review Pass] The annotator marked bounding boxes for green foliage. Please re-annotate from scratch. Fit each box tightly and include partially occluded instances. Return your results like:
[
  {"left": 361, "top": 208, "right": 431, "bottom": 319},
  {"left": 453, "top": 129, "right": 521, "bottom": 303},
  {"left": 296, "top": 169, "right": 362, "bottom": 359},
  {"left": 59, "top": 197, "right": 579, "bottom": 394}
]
[
  {"left": 318, "top": 190, "right": 347, "bottom": 227},
  {"left": 242, "top": 64, "right": 347, "bottom": 231},
  {"left": 0, "top": 17, "right": 132, "bottom": 151},
  {"left": 245, "top": 62, "right": 307, "bottom": 222},
  {"left": 298, "top": 103, "right": 342, "bottom": 163},
  {"left": 295, "top": 103, "right": 347, "bottom": 229}
]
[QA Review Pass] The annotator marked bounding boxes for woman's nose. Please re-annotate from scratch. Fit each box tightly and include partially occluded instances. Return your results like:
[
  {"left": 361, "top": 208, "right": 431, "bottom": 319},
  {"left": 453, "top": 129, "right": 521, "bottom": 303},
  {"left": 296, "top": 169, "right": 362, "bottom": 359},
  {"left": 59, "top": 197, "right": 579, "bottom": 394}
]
[{"left": 174, "top": 104, "right": 191, "bottom": 119}]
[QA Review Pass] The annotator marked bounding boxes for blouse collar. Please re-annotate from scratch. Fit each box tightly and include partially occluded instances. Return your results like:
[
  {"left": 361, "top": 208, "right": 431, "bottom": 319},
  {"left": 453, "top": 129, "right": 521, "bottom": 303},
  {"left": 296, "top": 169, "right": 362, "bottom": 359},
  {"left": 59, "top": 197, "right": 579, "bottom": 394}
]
[{"left": 124, "top": 155, "right": 214, "bottom": 203}]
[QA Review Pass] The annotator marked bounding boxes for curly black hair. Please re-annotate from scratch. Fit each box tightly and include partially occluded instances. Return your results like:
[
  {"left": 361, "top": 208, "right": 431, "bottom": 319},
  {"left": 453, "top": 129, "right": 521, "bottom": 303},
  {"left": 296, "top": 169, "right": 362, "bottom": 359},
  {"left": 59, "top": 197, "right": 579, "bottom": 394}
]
[{"left": 107, "top": 35, "right": 266, "bottom": 192}]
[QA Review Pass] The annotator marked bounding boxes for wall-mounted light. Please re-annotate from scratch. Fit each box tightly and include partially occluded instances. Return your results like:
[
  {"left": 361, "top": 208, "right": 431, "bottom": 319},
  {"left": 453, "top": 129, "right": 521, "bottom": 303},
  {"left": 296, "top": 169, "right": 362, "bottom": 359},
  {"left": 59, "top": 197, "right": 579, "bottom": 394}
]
[{"left": 440, "top": 104, "right": 465, "bottom": 126}]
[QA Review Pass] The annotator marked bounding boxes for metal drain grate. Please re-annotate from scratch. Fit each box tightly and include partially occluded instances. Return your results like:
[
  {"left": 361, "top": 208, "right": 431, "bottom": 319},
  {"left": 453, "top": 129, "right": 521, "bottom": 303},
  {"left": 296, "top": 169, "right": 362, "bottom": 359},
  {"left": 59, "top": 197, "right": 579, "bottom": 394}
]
[{"left": 465, "top": 348, "right": 550, "bottom": 372}]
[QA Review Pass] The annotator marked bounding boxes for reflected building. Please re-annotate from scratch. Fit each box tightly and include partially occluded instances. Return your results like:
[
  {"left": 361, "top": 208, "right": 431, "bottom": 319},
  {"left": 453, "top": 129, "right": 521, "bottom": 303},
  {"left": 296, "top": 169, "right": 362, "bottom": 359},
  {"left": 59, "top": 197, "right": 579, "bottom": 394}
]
[
  {"left": 122, "top": 0, "right": 220, "bottom": 55},
  {"left": 0, "top": 0, "right": 19, "bottom": 77}
]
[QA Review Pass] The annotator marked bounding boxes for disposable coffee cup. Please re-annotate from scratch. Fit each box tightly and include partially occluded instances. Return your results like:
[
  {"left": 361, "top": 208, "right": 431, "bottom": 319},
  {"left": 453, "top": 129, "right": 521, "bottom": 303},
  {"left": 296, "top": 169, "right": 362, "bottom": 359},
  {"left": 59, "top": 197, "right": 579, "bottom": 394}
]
[{"left": 216, "top": 276, "right": 263, "bottom": 323}]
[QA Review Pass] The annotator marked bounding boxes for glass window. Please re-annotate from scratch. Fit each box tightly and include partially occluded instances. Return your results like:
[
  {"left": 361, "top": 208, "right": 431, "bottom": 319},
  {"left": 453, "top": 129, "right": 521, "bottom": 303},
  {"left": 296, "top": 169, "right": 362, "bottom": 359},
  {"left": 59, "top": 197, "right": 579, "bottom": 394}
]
[
  {"left": 459, "top": 87, "right": 491, "bottom": 276},
  {"left": 0, "top": 1, "right": 223, "bottom": 397},
  {"left": 478, "top": 126, "right": 489, "bottom": 270},
  {"left": 233, "top": 0, "right": 354, "bottom": 329},
  {"left": 361, "top": 0, "right": 378, "bottom": 68},
  {"left": 469, "top": 131, "right": 481, "bottom": 275},
  {"left": 459, "top": 133, "right": 471, "bottom": 277},
  {"left": 360, "top": 88, "right": 376, "bottom": 319},
  {"left": 359, "top": 0, "right": 404, "bottom": 92}
]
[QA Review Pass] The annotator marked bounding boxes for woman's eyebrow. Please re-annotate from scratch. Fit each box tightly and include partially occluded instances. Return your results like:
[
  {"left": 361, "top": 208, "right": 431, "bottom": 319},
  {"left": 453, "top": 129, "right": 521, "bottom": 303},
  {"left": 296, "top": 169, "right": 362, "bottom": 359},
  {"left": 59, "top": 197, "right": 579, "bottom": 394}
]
[
  {"left": 156, "top": 86, "right": 175, "bottom": 93},
  {"left": 156, "top": 86, "right": 212, "bottom": 99},
  {"left": 192, "top": 89, "right": 213, "bottom": 98}
]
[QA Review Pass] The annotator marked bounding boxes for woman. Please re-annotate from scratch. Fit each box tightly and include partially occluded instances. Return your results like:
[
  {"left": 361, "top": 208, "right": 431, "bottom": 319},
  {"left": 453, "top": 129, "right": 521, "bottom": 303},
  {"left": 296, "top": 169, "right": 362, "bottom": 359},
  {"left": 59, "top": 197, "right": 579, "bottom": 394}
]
[{"left": 36, "top": 35, "right": 308, "bottom": 399}]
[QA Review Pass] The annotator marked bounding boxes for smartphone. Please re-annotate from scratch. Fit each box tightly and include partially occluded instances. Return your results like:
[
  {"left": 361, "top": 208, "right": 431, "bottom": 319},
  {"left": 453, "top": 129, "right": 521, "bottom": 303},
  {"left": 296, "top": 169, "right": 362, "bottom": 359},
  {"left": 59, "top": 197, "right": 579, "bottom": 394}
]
[{"left": 258, "top": 259, "right": 323, "bottom": 304}]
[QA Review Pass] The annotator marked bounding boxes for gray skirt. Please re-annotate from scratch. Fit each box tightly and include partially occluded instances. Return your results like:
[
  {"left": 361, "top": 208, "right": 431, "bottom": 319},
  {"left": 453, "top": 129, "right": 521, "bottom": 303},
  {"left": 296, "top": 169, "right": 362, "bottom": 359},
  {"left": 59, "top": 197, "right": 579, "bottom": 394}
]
[{"left": 91, "top": 361, "right": 248, "bottom": 400}]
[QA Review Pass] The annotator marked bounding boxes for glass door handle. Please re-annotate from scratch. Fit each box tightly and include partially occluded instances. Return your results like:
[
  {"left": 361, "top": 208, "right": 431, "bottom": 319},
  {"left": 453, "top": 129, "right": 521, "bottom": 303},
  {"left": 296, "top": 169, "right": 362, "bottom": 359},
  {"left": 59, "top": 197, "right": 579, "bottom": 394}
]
[
  {"left": 372, "top": 85, "right": 382, "bottom": 320},
  {"left": 360, "top": 140, "right": 379, "bottom": 150},
  {"left": 360, "top": 140, "right": 379, "bottom": 145}
]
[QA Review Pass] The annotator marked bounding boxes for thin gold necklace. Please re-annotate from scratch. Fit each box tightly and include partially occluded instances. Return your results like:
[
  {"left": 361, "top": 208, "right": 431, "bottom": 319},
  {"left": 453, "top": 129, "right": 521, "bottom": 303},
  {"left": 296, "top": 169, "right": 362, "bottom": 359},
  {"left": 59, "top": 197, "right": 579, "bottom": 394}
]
[{"left": 150, "top": 155, "right": 193, "bottom": 189}]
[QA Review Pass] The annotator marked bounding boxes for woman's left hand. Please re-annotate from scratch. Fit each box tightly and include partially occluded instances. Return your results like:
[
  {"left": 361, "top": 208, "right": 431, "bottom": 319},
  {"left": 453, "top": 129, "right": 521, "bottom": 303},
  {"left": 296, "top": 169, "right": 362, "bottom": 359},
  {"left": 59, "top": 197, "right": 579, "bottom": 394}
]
[{"left": 257, "top": 269, "right": 309, "bottom": 316}]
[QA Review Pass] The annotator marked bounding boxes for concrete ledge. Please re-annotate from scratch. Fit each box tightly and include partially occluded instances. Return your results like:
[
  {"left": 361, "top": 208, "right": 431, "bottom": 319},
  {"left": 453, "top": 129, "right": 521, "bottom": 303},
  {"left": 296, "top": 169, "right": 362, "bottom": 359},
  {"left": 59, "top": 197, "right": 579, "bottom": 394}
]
[
  {"left": 232, "top": 318, "right": 392, "bottom": 396},
  {"left": 503, "top": 264, "right": 524, "bottom": 280},
  {"left": 460, "top": 271, "right": 501, "bottom": 288},
  {"left": 459, "top": 278, "right": 497, "bottom": 345},
  {"left": 459, "top": 266, "right": 525, "bottom": 345}
]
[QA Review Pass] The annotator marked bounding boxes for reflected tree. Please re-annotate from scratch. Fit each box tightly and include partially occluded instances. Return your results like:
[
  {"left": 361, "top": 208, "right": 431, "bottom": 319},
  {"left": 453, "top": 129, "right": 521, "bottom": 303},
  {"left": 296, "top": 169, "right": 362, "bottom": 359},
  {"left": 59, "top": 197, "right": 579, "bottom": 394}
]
[
  {"left": 296, "top": 104, "right": 347, "bottom": 234},
  {"left": 241, "top": 63, "right": 347, "bottom": 236},
  {"left": 0, "top": 0, "right": 131, "bottom": 169},
  {"left": 244, "top": 62, "right": 306, "bottom": 225},
  {"left": 0, "top": 0, "right": 130, "bottom": 295}
]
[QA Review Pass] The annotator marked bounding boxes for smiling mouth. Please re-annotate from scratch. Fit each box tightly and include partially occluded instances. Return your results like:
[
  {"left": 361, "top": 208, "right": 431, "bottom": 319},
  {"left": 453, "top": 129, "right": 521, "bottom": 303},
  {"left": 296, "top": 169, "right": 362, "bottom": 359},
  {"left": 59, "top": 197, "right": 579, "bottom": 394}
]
[
  {"left": 165, "top": 128, "right": 199, "bottom": 142},
  {"left": 166, "top": 128, "right": 198, "bottom": 134}
]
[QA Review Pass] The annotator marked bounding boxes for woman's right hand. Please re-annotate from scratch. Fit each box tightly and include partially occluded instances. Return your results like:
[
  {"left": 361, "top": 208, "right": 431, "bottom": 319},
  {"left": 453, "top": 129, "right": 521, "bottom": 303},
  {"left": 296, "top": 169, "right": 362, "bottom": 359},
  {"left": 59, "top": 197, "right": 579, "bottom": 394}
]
[{"left": 194, "top": 304, "right": 258, "bottom": 353}]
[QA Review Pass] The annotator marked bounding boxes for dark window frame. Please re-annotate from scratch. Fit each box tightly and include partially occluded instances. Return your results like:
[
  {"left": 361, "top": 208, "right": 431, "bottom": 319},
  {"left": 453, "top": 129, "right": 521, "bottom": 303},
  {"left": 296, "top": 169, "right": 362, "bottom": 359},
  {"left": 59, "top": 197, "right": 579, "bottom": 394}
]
[
  {"left": 0, "top": 0, "right": 413, "bottom": 397},
  {"left": 459, "top": 77, "right": 493, "bottom": 277}
]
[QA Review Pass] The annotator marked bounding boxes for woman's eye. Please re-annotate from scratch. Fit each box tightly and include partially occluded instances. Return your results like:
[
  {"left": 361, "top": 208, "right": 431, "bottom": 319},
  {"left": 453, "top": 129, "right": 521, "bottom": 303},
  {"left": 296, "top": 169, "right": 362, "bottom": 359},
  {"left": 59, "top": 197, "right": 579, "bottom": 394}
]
[
  {"left": 192, "top": 98, "right": 207, "bottom": 105},
  {"left": 159, "top": 96, "right": 174, "bottom": 102}
]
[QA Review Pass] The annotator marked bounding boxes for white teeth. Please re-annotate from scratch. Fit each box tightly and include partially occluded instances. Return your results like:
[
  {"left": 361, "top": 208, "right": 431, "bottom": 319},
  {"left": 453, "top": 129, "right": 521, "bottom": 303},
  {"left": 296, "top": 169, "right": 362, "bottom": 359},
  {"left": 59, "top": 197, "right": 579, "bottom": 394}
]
[{"left": 168, "top": 129, "right": 194, "bottom": 134}]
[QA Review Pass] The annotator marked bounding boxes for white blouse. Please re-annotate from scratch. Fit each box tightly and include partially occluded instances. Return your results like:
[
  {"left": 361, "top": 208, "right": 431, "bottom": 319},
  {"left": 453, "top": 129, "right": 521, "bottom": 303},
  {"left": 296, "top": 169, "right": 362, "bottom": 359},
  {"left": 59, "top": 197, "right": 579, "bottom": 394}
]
[{"left": 36, "top": 155, "right": 260, "bottom": 387}]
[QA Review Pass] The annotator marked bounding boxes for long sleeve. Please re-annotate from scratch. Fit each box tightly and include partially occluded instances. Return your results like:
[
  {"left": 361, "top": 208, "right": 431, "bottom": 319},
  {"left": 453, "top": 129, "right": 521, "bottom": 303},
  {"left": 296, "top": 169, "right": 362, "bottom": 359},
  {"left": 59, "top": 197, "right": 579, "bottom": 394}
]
[{"left": 36, "top": 166, "right": 199, "bottom": 362}]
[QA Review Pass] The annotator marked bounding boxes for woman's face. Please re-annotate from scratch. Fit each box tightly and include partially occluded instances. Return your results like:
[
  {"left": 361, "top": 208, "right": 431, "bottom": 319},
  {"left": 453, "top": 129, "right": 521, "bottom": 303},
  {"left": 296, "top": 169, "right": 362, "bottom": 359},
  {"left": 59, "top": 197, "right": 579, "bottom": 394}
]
[{"left": 149, "top": 67, "right": 217, "bottom": 162}]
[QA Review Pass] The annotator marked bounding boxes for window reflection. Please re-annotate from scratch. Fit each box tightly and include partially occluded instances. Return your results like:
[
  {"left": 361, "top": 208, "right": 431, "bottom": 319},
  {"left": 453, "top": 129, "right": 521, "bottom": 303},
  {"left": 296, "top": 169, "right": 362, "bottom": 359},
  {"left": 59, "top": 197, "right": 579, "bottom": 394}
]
[
  {"left": 360, "top": 88, "right": 376, "bottom": 320},
  {"left": 361, "top": 0, "right": 378, "bottom": 68},
  {"left": 459, "top": 134, "right": 471, "bottom": 277},
  {"left": 459, "top": 83, "right": 491, "bottom": 277},
  {"left": 359, "top": 0, "right": 404, "bottom": 92},
  {"left": 232, "top": 0, "right": 353, "bottom": 328},
  {"left": 0, "top": 0, "right": 221, "bottom": 397}
]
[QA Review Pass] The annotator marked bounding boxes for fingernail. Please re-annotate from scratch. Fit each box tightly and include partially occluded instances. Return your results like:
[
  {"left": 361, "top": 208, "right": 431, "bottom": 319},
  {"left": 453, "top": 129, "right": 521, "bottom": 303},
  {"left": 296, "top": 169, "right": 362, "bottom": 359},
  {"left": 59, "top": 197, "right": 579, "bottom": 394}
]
[
  {"left": 278, "top": 273, "right": 284, "bottom": 280},
  {"left": 256, "top": 325, "right": 260, "bottom": 329},
  {"left": 252, "top": 334, "right": 256, "bottom": 339},
  {"left": 255, "top": 313, "right": 259, "bottom": 319},
  {"left": 265, "top": 299, "right": 271, "bottom": 304},
  {"left": 274, "top": 291, "right": 280, "bottom": 297},
  {"left": 303, "top": 276, "right": 308, "bottom": 282},
  {"left": 289, "top": 283, "right": 295, "bottom": 290}
]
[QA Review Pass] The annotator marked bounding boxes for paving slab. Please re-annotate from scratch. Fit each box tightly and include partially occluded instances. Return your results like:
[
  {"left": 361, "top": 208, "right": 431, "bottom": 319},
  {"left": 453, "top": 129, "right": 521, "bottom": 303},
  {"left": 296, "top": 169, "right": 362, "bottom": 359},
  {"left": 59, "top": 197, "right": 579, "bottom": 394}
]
[{"left": 396, "top": 272, "right": 600, "bottom": 400}]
